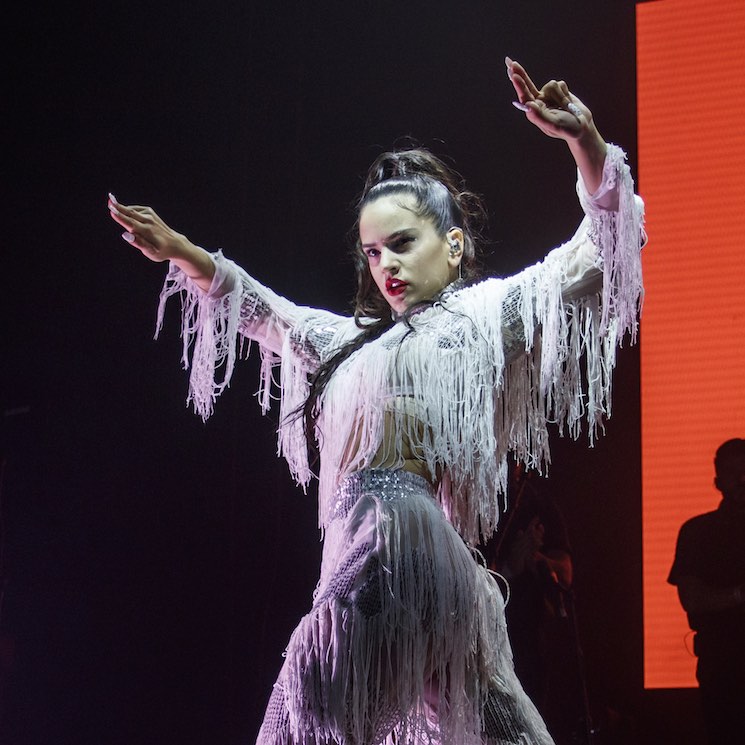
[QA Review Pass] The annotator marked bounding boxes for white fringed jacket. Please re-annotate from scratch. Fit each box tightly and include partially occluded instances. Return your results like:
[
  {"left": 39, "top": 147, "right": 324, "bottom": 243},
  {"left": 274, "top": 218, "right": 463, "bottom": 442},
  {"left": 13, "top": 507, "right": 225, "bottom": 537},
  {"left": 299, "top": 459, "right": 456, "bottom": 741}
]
[{"left": 157, "top": 144, "right": 644, "bottom": 545}]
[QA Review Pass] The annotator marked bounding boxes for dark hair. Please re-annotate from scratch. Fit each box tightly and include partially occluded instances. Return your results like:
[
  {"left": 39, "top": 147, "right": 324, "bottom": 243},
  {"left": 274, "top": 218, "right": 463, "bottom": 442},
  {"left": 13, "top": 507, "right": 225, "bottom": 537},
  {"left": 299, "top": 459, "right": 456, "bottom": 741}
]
[
  {"left": 351, "top": 148, "right": 486, "bottom": 325},
  {"left": 300, "top": 147, "right": 488, "bottom": 456},
  {"left": 715, "top": 438, "right": 745, "bottom": 475}
]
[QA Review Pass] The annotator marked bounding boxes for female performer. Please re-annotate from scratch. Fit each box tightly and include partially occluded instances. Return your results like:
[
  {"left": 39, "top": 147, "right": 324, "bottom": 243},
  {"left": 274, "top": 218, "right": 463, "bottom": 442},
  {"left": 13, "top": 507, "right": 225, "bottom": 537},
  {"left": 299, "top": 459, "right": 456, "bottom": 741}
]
[{"left": 108, "top": 59, "right": 643, "bottom": 745}]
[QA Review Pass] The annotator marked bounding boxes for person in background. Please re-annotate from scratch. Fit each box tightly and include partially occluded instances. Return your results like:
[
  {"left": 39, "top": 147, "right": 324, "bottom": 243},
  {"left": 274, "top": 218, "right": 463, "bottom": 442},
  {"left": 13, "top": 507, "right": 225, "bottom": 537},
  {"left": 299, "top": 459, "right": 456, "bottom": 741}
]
[
  {"left": 669, "top": 438, "right": 745, "bottom": 745},
  {"left": 483, "top": 466, "right": 581, "bottom": 743}
]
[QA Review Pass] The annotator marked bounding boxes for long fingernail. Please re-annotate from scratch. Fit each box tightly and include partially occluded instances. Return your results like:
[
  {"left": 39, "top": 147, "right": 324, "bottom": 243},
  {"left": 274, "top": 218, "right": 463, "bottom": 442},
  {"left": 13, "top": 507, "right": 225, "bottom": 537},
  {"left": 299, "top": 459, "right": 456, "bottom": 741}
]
[
  {"left": 512, "top": 101, "right": 530, "bottom": 112},
  {"left": 109, "top": 204, "right": 120, "bottom": 216},
  {"left": 122, "top": 232, "right": 135, "bottom": 243},
  {"left": 109, "top": 192, "right": 118, "bottom": 204},
  {"left": 505, "top": 56, "right": 514, "bottom": 67}
]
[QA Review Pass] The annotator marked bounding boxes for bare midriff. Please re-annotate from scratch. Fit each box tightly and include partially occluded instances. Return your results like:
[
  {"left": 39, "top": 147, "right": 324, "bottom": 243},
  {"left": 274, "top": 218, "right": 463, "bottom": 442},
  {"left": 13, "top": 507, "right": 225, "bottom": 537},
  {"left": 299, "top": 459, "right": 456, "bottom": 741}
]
[{"left": 342, "top": 409, "right": 438, "bottom": 485}]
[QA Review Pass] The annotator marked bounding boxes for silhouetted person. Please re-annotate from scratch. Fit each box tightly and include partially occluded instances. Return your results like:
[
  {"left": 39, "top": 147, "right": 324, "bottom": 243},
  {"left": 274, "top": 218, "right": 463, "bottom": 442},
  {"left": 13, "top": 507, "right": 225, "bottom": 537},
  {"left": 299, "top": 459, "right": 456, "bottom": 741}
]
[{"left": 668, "top": 438, "right": 745, "bottom": 745}]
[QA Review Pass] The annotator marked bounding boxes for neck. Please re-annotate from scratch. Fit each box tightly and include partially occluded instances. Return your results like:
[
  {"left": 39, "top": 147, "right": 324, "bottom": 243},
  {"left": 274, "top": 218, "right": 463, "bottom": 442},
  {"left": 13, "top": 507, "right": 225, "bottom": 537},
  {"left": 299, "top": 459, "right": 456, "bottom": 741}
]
[{"left": 391, "top": 277, "right": 469, "bottom": 323}]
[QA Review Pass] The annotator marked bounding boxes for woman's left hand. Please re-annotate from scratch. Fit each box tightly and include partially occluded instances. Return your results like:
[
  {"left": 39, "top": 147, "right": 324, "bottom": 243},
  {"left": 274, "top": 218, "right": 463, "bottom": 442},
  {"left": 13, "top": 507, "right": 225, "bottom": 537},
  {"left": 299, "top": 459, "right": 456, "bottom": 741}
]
[{"left": 506, "top": 57, "right": 596, "bottom": 142}]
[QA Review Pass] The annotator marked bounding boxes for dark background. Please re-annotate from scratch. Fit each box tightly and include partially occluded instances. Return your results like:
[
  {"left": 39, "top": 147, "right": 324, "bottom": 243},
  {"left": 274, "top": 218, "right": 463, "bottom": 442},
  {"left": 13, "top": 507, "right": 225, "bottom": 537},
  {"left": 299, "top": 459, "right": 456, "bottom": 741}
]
[{"left": 3, "top": 1, "right": 704, "bottom": 744}]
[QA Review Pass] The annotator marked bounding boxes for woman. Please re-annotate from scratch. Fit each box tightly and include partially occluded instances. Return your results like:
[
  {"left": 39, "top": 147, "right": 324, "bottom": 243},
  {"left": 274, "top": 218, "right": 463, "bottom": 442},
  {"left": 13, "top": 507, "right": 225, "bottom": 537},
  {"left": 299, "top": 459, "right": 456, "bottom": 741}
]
[{"left": 108, "top": 59, "right": 643, "bottom": 745}]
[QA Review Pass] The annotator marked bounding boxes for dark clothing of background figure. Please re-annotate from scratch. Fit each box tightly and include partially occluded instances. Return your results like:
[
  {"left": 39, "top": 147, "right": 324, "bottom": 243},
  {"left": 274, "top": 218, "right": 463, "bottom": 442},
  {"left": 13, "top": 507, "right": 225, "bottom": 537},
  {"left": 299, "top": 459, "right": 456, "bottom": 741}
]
[
  {"left": 668, "top": 499, "right": 745, "bottom": 745},
  {"left": 482, "top": 474, "right": 580, "bottom": 743}
]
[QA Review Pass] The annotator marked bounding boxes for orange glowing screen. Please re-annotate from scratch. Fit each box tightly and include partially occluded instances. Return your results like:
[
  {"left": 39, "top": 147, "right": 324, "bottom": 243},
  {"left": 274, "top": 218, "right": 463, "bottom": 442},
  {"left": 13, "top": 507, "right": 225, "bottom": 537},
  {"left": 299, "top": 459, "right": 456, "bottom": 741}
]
[{"left": 637, "top": 0, "right": 745, "bottom": 688}]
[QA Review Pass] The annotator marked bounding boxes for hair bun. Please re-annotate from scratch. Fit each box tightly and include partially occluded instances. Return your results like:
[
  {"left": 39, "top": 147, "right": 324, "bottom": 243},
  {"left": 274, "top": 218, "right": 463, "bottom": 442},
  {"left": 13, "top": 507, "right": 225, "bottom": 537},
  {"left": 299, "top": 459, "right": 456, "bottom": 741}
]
[{"left": 365, "top": 148, "right": 460, "bottom": 190}]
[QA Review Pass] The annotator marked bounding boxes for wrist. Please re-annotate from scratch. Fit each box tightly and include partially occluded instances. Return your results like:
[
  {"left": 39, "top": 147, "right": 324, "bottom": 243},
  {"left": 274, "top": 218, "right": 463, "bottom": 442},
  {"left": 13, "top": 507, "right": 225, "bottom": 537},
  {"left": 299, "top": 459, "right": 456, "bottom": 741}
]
[
  {"left": 568, "top": 125, "right": 606, "bottom": 165},
  {"left": 173, "top": 240, "right": 209, "bottom": 273},
  {"left": 170, "top": 233, "right": 197, "bottom": 262},
  {"left": 170, "top": 240, "right": 217, "bottom": 290}
]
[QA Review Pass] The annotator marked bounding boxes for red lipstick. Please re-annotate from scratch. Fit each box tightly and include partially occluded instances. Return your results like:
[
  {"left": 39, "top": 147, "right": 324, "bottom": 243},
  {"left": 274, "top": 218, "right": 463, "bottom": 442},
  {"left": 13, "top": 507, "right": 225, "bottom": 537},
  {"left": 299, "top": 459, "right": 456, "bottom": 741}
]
[{"left": 386, "top": 278, "right": 408, "bottom": 296}]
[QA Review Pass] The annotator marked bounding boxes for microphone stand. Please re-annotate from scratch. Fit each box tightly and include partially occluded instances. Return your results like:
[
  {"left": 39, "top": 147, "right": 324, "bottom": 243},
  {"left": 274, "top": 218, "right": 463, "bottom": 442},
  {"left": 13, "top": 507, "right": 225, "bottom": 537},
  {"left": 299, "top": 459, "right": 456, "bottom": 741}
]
[{"left": 560, "top": 581, "right": 595, "bottom": 745}]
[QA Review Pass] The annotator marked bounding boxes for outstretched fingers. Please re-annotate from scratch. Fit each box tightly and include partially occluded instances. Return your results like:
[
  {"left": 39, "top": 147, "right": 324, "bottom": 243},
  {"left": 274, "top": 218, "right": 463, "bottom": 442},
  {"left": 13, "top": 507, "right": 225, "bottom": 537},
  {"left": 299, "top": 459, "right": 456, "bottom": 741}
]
[
  {"left": 108, "top": 198, "right": 146, "bottom": 234},
  {"left": 506, "top": 57, "right": 540, "bottom": 100},
  {"left": 107, "top": 194, "right": 162, "bottom": 258}
]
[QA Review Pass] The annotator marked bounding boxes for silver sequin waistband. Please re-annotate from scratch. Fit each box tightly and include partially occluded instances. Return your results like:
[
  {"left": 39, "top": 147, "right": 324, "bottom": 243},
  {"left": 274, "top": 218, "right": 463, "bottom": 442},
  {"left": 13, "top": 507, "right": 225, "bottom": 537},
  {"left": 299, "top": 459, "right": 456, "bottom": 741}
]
[{"left": 329, "top": 469, "right": 436, "bottom": 524}]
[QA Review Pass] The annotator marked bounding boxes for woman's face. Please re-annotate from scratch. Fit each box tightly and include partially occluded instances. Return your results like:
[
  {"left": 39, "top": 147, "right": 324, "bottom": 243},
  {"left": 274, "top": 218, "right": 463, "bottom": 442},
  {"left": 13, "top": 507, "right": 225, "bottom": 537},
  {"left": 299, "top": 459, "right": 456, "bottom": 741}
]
[{"left": 358, "top": 193, "right": 460, "bottom": 315}]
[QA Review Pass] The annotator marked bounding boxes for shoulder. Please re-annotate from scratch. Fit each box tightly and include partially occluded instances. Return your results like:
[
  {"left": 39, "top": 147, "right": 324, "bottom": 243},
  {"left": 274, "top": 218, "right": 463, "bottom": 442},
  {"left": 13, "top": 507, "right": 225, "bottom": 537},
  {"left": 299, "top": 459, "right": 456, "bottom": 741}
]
[
  {"left": 441, "top": 276, "right": 510, "bottom": 309},
  {"left": 677, "top": 509, "right": 721, "bottom": 545},
  {"left": 681, "top": 508, "right": 721, "bottom": 530}
]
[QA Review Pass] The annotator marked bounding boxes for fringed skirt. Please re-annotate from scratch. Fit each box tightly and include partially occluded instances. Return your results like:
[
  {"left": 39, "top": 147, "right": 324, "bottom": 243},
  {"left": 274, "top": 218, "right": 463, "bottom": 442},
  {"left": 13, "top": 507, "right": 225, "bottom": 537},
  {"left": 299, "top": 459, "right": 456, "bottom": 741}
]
[{"left": 256, "top": 469, "right": 553, "bottom": 745}]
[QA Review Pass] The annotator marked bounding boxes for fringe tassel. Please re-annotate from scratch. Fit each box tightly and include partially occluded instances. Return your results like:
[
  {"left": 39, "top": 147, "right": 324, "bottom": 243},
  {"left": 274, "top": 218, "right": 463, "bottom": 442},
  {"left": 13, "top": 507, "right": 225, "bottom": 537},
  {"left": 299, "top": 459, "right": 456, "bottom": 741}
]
[
  {"left": 156, "top": 251, "right": 245, "bottom": 421},
  {"left": 281, "top": 489, "right": 505, "bottom": 744}
]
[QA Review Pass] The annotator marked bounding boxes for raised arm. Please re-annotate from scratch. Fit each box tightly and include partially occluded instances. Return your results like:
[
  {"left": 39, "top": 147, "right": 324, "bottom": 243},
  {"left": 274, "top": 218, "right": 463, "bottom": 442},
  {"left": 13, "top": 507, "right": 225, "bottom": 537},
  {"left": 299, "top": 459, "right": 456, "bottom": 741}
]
[{"left": 450, "top": 62, "right": 644, "bottom": 466}]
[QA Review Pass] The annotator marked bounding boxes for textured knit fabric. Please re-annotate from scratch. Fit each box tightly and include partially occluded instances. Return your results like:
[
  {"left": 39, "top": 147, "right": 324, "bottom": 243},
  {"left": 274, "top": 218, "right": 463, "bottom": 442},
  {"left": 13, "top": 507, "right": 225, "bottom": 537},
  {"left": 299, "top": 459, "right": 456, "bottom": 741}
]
[{"left": 256, "top": 468, "right": 553, "bottom": 744}]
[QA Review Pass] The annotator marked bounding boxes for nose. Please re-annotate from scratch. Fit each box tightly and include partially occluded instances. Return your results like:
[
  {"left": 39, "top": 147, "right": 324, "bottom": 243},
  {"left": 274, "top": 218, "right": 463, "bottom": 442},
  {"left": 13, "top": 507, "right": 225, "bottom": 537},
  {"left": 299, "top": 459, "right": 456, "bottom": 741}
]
[{"left": 380, "top": 247, "right": 398, "bottom": 274}]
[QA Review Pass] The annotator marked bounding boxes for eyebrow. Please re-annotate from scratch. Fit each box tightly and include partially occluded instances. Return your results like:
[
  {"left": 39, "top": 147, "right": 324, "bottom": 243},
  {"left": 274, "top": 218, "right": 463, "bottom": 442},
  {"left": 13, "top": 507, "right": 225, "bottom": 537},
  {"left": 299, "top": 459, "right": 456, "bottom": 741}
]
[{"left": 360, "top": 228, "right": 415, "bottom": 249}]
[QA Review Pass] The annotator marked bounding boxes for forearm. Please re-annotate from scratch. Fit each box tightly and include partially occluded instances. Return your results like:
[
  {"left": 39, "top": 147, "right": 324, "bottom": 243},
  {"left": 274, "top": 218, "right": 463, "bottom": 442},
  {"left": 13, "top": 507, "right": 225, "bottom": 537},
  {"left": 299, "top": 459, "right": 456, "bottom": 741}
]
[
  {"left": 677, "top": 576, "right": 745, "bottom": 615},
  {"left": 170, "top": 240, "right": 216, "bottom": 293},
  {"left": 568, "top": 124, "right": 607, "bottom": 196}
]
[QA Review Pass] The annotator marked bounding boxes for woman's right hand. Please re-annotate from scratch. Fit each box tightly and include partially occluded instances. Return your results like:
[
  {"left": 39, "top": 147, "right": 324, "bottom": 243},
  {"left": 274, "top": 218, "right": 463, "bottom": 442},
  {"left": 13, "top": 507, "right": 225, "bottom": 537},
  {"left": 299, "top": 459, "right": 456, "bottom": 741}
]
[
  {"left": 108, "top": 193, "right": 216, "bottom": 289},
  {"left": 108, "top": 193, "right": 192, "bottom": 263}
]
